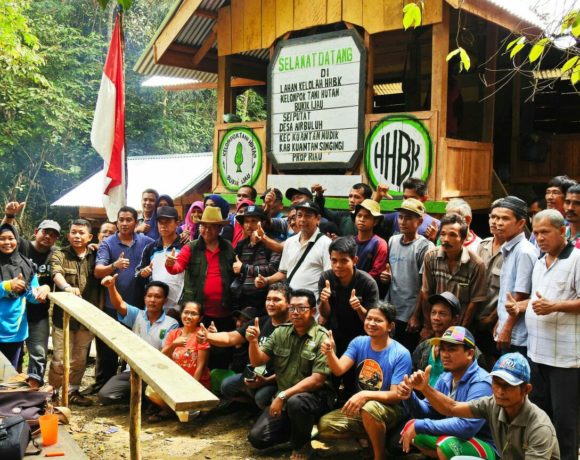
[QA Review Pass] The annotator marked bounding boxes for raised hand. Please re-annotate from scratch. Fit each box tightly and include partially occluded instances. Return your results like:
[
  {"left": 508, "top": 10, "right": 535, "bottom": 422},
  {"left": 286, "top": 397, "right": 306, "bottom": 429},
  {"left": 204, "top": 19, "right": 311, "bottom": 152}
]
[
  {"left": 505, "top": 292, "right": 519, "bottom": 316},
  {"left": 311, "top": 183, "right": 326, "bottom": 197},
  {"left": 321, "top": 329, "right": 335, "bottom": 355},
  {"left": 196, "top": 323, "right": 208, "bottom": 344},
  {"left": 320, "top": 279, "right": 332, "bottom": 303},
  {"left": 11, "top": 273, "right": 26, "bottom": 293},
  {"left": 396, "top": 375, "right": 413, "bottom": 400},
  {"left": 263, "top": 188, "right": 276, "bottom": 208},
  {"left": 179, "top": 230, "right": 191, "bottom": 244},
  {"left": 113, "top": 251, "right": 130, "bottom": 270},
  {"left": 172, "top": 331, "right": 188, "bottom": 348},
  {"left": 379, "top": 263, "right": 392, "bottom": 283},
  {"left": 245, "top": 317, "right": 260, "bottom": 343},
  {"left": 349, "top": 289, "right": 362, "bottom": 311},
  {"left": 33, "top": 285, "right": 51, "bottom": 302},
  {"left": 424, "top": 220, "right": 439, "bottom": 242},
  {"left": 165, "top": 248, "right": 177, "bottom": 267},
  {"left": 531, "top": 291, "right": 554, "bottom": 316},
  {"left": 373, "top": 183, "right": 390, "bottom": 201},
  {"left": 233, "top": 255, "right": 243, "bottom": 274},
  {"left": 208, "top": 321, "right": 217, "bottom": 333},
  {"left": 254, "top": 273, "right": 268, "bottom": 288},
  {"left": 140, "top": 262, "right": 153, "bottom": 278},
  {"left": 408, "top": 366, "right": 431, "bottom": 392},
  {"left": 135, "top": 222, "right": 150, "bottom": 234},
  {"left": 100, "top": 273, "right": 119, "bottom": 288},
  {"left": 5, "top": 201, "right": 25, "bottom": 216}
]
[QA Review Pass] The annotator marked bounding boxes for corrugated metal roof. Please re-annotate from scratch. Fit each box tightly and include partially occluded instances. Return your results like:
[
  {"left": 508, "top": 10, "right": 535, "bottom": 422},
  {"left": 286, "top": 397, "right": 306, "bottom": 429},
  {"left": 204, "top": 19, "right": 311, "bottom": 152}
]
[
  {"left": 133, "top": 0, "right": 268, "bottom": 82},
  {"left": 52, "top": 153, "right": 212, "bottom": 208}
]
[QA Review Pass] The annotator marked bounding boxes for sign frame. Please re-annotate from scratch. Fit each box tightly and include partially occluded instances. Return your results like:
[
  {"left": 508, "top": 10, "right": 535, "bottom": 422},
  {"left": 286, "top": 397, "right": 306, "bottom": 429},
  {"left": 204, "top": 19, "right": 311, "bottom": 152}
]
[
  {"left": 267, "top": 29, "right": 367, "bottom": 171},
  {"left": 217, "top": 126, "right": 263, "bottom": 192},
  {"left": 364, "top": 114, "right": 433, "bottom": 196}
]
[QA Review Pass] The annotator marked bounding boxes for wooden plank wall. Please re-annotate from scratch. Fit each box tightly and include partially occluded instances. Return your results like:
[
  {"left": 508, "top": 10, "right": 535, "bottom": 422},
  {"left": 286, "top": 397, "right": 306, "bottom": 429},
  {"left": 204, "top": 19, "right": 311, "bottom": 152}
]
[{"left": 216, "top": 0, "right": 443, "bottom": 55}]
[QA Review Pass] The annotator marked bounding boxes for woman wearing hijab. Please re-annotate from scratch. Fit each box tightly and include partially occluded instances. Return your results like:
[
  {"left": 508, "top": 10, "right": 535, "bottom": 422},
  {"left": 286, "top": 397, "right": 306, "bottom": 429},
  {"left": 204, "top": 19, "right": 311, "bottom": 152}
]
[
  {"left": 204, "top": 194, "right": 234, "bottom": 241},
  {"left": 180, "top": 201, "right": 204, "bottom": 242},
  {"left": 0, "top": 224, "right": 50, "bottom": 367}
]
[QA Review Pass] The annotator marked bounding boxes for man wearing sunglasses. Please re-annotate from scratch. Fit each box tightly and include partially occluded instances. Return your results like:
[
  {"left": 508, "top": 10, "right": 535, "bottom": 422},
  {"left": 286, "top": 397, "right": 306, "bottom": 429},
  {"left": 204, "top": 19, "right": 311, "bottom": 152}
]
[{"left": 246, "top": 288, "right": 334, "bottom": 460}]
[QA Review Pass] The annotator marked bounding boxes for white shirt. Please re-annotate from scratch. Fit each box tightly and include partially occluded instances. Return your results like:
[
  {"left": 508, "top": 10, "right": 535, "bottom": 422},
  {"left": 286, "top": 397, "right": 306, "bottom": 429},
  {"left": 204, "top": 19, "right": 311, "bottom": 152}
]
[
  {"left": 279, "top": 229, "right": 331, "bottom": 299},
  {"left": 526, "top": 244, "right": 580, "bottom": 368}
]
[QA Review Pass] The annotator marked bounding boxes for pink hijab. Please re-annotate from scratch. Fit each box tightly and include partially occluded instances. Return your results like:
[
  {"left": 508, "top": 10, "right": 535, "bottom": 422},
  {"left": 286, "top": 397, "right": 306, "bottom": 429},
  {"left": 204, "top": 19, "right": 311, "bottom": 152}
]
[{"left": 181, "top": 201, "right": 204, "bottom": 238}]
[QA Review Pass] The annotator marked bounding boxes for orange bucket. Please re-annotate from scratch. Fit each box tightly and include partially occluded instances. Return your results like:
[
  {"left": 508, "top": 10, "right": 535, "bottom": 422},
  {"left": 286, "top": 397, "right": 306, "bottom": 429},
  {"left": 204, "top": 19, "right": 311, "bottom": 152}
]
[{"left": 38, "top": 414, "right": 59, "bottom": 446}]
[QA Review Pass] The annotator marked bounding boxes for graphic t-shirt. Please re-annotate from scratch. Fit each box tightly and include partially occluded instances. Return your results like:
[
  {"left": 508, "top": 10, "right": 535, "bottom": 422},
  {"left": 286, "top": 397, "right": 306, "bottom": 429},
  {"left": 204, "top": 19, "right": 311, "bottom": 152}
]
[
  {"left": 164, "top": 327, "right": 211, "bottom": 389},
  {"left": 19, "top": 239, "right": 54, "bottom": 321},
  {"left": 235, "top": 316, "right": 281, "bottom": 374},
  {"left": 344, "top": 336, "right": 412, "bottom": 391}
]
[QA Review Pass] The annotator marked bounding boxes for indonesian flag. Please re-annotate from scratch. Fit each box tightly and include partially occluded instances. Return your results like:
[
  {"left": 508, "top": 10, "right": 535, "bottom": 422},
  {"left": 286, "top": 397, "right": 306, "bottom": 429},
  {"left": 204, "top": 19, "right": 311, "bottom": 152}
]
[{"left": 91, "top": 15, "right": 126, "bottom": 222}]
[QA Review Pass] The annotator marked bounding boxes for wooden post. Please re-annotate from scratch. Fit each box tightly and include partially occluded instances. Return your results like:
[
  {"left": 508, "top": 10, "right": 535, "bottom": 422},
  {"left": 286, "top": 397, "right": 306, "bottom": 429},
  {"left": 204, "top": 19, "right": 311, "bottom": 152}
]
[
  {"left": 216, "top": 55, "right": 232, "bottom": 124},
  {"left": 62, "top": 311, "right": 70, "bottom": 407},
  {"left": 430, "top": 3, "right": 450, "bottom": 201},
  {"left": 364, "top": 31, "right": 374, "bottom": 116},
  {"left": 129, "top": 369, "right": 142, "bottom": 460}
]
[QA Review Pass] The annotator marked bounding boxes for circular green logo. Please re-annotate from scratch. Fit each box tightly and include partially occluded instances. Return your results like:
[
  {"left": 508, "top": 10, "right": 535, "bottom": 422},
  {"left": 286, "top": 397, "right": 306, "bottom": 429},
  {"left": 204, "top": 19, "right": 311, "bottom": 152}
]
[
  {"left": 218, "top": 127, "right": 263, "bottom": 191},
  {"left": 364, "top": 115, "right": 432, "bottom": 196}
]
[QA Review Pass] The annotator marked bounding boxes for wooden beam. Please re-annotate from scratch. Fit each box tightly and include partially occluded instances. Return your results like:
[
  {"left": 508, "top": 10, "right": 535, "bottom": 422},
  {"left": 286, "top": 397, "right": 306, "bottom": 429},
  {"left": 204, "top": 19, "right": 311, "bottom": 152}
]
[
  {"left": 62, "top": 312, "right": 70, "bottom": 407},
  {"left": 154, "top": 0, "right": 204, "bottom": 62},
  {"left": 364, "top": 31, "right": 374, "bottom": 115},
  {"left": 48, "top": 293, "right": 219, "bottom": 412},
  {"left": 163, "top": 78, "right": 265, "bottom": 92},
  {"left": 194, "top": 8, "right": 217, "bottom": 20},
  {"left": 217, "top": 55, "right": 232, "bottom": 124},
  {"left": 192, "top": 28, "right": 217, "bottom": 66},
  {"left": 430, "top": 3, "right": 450, "bottom": 201},
  {"left": 129, "top": 370, "right": 142, "bottom": 460}
]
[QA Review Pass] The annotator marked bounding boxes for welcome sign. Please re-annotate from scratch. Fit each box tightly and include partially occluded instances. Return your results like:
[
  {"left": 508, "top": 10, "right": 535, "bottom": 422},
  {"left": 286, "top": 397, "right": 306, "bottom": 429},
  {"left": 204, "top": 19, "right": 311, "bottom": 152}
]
[
  {"left": 365, "top": 115, "right": 433, "bottom": 194},
  {"left": 268, "top": 30, "right": 366, "bottom": 171}
]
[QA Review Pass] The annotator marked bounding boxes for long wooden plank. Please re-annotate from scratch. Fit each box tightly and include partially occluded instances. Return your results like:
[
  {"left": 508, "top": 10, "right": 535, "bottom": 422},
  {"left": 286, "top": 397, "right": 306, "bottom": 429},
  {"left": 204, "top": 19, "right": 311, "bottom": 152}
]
[
  {"left": 362, "top": 0, "right": 383, "bottom": 35},
  {"left": 327, "top": 0, "right": 342, "bottom": 23},
  {"left": 244, "top": 0, "right": 263, "bottom": 51},
  {"left": 275, "top": 0, "right": 294, "bottom": 38},
  {"left": 217, "top": 6, "right": 232, "bottom": 56},
  {"left": 155, "top": 0, "right": 204, "bottom": 62},
  {"left": 192, "top": 28, "right": 217, "bottom": 66},
  {"left": 261, "top": 0, "right": 277, "bottom": 49},
  {"left": 231, "top": 0, "right": 246, "bottom": 54},
  {"left": 294, "top": 0, "right": 326, "bottom": 30},
  {"left": 342, "top": 0, "right": 362, "bottom": 27},
  {"left": 48, "top": 293, "right": 219, "bottom": 412}
]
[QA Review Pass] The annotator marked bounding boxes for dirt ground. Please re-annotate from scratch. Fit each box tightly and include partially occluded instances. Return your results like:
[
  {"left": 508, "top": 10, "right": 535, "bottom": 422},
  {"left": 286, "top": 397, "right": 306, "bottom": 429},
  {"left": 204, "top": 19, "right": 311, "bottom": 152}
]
[{"left": 68, "top": 364, "right": 363, "bottom": 460}]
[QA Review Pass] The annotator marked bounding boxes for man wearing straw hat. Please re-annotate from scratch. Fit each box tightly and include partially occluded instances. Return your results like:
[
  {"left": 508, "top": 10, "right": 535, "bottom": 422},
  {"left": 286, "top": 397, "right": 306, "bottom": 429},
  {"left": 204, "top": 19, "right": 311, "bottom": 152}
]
[{"left": 166, "top": 205, "right": 235, "bottom": 369}]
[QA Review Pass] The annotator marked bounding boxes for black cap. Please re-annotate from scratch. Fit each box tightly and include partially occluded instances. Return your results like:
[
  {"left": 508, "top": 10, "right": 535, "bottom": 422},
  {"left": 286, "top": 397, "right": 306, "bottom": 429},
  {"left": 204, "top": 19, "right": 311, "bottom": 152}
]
[
  {"left": 156, "top": 206, "right": 179, "bottom": 220},
  {"left": 235, "top": 205, "right": 266, "bottom": 224},
  {"left": 232, "top": 306, "right": 258, "bottom": 320},
  {"left": 428, "top": 291, "right": 461, "bottom": 316},
  {"left": 260, "top": 188, "right": 283, "bottom": 202},
  {"left": 293, "top": 200, "right": 320, "bottom": 215},
  {"left": 285, "top": 187, "right": 313, "bottom": 201},
  {"left": 492, "top": 196, "right": 528, "bottom": 221}
]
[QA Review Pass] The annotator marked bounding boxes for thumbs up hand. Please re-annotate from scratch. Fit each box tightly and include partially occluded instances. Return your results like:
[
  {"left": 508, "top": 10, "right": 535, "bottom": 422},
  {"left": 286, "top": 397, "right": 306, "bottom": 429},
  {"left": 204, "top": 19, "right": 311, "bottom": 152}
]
[
  {"left": 5, "top": 201, "right": 25, "bottom": 217},
  {"left": 396, "top": 375, "right": 413, "bottom": 400},
  {"left": 424, "top": 221, "right": 439, "bottom": 242},
  {"left": 379, "top": 263, "right": 392, "bottom": 283},
  {"left": 196, "top": 322, "right": 209, "bottom": 344},
  {"left": 233, "top": 255, "right": 243, "bottom": 274},
  {"left": 245, "top": 317, "right": 261, "bottom": 343},
  {"left": 408, "top": 365, "right": 431, "bottom": 392},
  {"left": 165, "top": 247, "right": 177, "bottom": 267},
  {"left": 140, "top": 261, "right": 153, "bottom": 278},
  {"left": 101, "top": 273, "right": 119, "bottom": 288},
  {"left": 505, "top": 292, "right": 519, "bottom": 316},
  {"left": 349, "top": 289, "right": 362, "bottom": 312},
  {"left": 208, "top": 320, "right": 217, "bottom": 333},
  {"left": 320, "top": 279, "right": 332, "bottom": 303},
  {"left": 531, "top": 291, "right": 554, "bottom": 316},
  {"left": 113, "top": 251, "right": 130, "bottom": 270},
  {"left": 321, "top": 329, "right": 335, "bottom": 355},
  {"left": 254, "top": 273, "right": 268, "bottom": 288},
  {"left": 11, "top": 273, "right": 26, "bottom": 293}
]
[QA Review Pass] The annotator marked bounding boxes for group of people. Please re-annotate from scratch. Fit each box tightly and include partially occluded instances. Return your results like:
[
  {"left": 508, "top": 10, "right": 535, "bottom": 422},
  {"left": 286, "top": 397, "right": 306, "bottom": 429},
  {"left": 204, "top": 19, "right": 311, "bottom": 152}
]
[{"left": 0, "top": 175, "right": 578, "bottom": 460}]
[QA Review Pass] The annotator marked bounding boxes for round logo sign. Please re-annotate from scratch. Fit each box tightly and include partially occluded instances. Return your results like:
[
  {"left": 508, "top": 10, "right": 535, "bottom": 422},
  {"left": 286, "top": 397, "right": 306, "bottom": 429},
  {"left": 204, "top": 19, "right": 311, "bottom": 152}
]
[
  {"left": 218, "top": 127, "right": 263, "bottom": 191},
  {"left": 364, "top": 115, "right": 432, "bottom": 195}
]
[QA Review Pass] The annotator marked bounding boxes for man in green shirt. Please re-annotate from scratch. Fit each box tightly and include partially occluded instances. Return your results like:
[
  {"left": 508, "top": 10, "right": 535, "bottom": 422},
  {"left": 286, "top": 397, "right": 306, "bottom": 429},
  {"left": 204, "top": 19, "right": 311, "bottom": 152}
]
[{"left": 247, "top": 288, "right": 334, "bottom": 460}]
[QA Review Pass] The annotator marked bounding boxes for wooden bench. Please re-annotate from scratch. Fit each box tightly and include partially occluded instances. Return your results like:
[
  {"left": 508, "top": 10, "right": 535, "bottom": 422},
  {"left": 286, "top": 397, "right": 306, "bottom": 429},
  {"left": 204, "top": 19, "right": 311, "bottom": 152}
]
[{"left": 49, "top": 292, "right": 219, "bottom": 460}]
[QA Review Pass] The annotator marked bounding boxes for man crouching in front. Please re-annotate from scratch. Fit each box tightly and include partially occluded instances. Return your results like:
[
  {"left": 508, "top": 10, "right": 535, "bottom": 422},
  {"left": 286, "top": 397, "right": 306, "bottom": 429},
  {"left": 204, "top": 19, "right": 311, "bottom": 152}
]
[{"left": 246, "top": 288, "right": 334, "bottom": 460}]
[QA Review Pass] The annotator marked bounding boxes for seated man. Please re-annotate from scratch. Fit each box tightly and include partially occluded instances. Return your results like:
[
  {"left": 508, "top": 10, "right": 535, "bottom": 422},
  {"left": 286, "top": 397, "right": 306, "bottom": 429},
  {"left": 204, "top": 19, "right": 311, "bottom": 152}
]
[
  {"left": 318, "top": 303, "right": 411, "bottom": 460},
  {"left": 400, "top": 353, "right": 560, "bottom": 460},
  {"left": 246, "top": 289, "right": 334, "bottom": 460},
  {"left": 399, "top": 326, "right": 496, "bottom": 459},
  {"left": 97, "top": 275, "right": 178, "bottom": 405}
]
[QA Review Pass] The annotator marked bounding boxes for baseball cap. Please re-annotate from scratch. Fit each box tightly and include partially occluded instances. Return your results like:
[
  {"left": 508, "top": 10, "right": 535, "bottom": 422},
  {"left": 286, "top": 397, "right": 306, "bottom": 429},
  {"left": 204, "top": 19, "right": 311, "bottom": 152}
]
[
  {"left": 232, "top": 306, "right": 258, "bottom": 321},
  {"left": 428, "top": 292, "right": 461, "bottom": 316},
  {"left": 395, "top": 198, "right": 426, "bottom": 217},
  {"left": 235, "top": 205, "right": 266, "bottom": 224},
  {"left": 156, "top": 206, "right": 179, "bottom": 220},
  {"left": 38, "top": 220, "right": 61, "bottom": 234},
  {"left": 490, "top": 352, "right": 530, "bottom": 386},
  {"left": 354, "top": 199, "right": 382, "bottom": 217},
  {"left": 293, "top": 200, "right": 320, "bottom": 215},
  {"left": 431, "top": 326, "right": 476, "bottom": 349},
  {"left": 260, "top": 187, "right": 283, "bottom": 202},
  {"left": 285, "top": 187, "right": 313, "bottom": 201}
]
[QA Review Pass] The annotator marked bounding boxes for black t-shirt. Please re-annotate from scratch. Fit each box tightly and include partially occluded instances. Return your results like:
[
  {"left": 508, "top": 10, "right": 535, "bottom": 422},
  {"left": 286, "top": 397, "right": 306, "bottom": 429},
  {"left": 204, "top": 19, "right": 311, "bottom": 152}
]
[
  {"left": 318, "top": 268, "right": 379, "bottom": 352},
  {"left": 19, "top": 239, "right": 55, "bottom": 321},
  {"left": 233, "top": 316, "right": 282, "bottom": 374}
]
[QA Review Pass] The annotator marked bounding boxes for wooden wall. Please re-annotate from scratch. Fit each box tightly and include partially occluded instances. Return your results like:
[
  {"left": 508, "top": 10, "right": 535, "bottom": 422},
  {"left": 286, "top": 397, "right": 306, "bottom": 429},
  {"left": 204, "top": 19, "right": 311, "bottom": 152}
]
[{"left": 217, "top": 0, "right": 443, "bottom": 55}]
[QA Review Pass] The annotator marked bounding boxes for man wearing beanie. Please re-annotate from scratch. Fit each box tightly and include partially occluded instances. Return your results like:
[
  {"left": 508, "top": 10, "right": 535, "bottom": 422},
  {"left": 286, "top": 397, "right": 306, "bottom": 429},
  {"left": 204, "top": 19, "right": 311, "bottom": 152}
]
[
  {"left": 492, "top": 196, "right": 538, "bottom": 355},
  {"left": 400, "top": 352, "right": 559, "bottom": 459}
]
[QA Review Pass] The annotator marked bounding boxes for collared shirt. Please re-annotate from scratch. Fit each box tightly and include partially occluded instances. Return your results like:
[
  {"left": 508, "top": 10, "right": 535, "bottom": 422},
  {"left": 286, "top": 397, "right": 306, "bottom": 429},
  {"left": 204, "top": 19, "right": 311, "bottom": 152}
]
[
  {"left": 96, "top": 232, "right": 154, "bottom": 310},
  {"left": 476, "top": 237, "right": 503, "bottom": 320},
  {"left": 279, "top": 229, "right": 331, "bottom": 298},
  {"left": 260, "top": 321, "right": 332, "bottom": 394},
  {"left": 421, "top": 246, "right": 487, "bottom": 312},
  {"left": 118, "top": 304, "right": 178, "bottom": 350},
  {"left": 468, "top": 396, "right": 560, "bottom": 460},
  {"left": 565, "top": 225, "right": 580, "bottom": 249},
  {"left": 526, "top": 243, "right": 580, "bottom": 368},
  {"left": 496, "top": 233, "right": 538, "bottom": 347}
]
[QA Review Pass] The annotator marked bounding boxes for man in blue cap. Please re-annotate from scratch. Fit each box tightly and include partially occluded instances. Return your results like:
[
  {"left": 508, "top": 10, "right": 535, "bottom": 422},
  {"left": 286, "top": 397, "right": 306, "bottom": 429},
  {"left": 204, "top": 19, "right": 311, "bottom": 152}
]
[{"left": 400, "top": 352, "right": 560, "bottom": 459}]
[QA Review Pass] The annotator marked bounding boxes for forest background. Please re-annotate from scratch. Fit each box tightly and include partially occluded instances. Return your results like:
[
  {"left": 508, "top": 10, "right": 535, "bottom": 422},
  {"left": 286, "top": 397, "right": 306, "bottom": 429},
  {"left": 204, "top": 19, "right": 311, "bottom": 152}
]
[{"left": 1, "top": 0, "right": 266, "bottom": 233}]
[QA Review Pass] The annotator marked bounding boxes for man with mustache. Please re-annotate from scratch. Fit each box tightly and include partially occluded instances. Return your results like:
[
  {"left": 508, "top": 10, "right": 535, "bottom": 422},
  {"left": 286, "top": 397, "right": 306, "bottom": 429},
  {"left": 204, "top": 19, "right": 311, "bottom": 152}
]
[
  {"left": 419, "top": 214, "right": 487, "bottom": 338},
  {"left": 564, "top": 183, "right": 580, "bottom": 248}
]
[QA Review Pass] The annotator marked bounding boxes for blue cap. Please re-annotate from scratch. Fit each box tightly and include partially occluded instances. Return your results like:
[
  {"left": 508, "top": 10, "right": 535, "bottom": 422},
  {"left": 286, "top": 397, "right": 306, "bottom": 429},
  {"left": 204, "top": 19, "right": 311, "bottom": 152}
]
[{"left": 490, "top": 353, "right": 530, "bottom": 386}]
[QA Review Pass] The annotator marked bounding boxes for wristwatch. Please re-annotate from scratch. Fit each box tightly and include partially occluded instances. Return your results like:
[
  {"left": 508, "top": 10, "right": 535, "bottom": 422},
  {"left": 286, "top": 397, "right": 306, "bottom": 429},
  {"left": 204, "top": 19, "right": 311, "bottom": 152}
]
[{"left": 277, "top": 391, "right": 287, "bottom": 401}]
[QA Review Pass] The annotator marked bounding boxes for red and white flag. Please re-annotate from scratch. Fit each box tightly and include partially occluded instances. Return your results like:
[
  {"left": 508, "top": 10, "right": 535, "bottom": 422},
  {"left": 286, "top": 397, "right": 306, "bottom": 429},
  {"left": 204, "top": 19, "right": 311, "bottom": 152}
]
[{"left": 91, "top": 15, "right": 126, "bottom": 221}]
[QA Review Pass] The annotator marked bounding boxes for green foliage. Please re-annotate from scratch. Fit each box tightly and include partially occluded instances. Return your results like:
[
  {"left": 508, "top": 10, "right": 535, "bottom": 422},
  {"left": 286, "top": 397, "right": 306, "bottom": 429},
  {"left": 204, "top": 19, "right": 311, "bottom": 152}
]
[
  {"left": 446, "top": 47, "right": 471, "bottom": 72},
  {"left": 402, "top": 2, "right": 422, "bottom": 30},
  {"left": 528, "top": 37, "right": 550, "bottom": 63},
  {"left": 236, "top": 89, "right": 266, "bottom": 122},
  {"left": 96, "top": 0, "right": 132, "bottom": 11}
]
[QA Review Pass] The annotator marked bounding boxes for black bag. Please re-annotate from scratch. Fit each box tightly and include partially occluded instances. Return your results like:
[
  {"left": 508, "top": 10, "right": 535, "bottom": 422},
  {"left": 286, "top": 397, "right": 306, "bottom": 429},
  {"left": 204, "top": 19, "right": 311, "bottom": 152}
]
[
  {"left": 0, "top": 390, "right": 50, "bottom": 424},
  {"left": 0, "top": 415, "right": 33, "bottom": 459},
  {"left": 229, "top": 276, "right": 244, "bottom": 300}
]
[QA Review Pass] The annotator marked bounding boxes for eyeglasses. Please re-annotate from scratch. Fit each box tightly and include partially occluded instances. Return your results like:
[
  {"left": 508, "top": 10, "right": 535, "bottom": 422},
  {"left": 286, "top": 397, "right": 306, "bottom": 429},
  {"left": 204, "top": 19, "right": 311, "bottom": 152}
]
[
  {"left": 182, "top": 311, "right": 200, "bottom": 317},
  {"left": 288, "top": 306, "right": 311, "bottom": 313}
]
